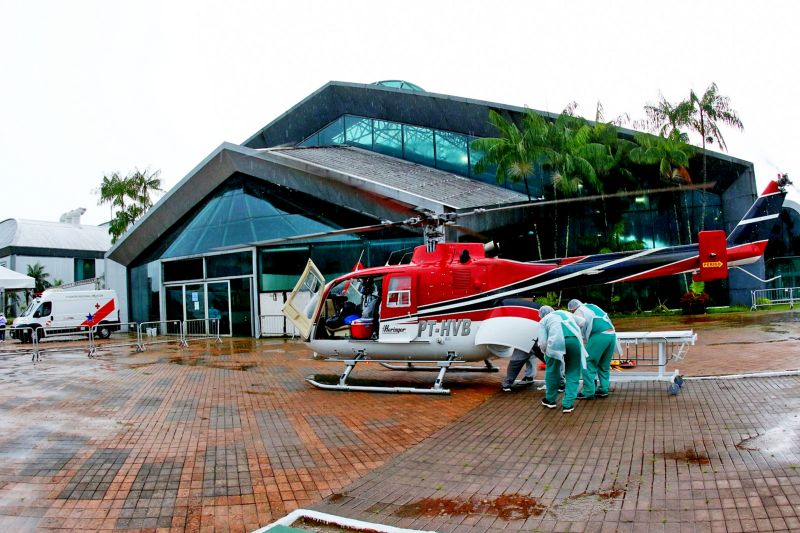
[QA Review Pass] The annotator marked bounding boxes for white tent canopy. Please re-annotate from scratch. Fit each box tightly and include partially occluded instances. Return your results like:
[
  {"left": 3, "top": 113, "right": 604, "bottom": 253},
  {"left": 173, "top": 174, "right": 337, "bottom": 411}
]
[{"left": 0, "top": 265, "right": 35, "bottom": 289}]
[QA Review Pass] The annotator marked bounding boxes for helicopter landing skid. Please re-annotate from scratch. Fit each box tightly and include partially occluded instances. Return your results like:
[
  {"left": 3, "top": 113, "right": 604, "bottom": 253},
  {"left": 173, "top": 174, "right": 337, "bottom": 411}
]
[
  {"left": 378, "top": 359, "right": 498, "bottom": 373},
  {"left": 306, "top": 352, "right": 465, "bottom": 394}
]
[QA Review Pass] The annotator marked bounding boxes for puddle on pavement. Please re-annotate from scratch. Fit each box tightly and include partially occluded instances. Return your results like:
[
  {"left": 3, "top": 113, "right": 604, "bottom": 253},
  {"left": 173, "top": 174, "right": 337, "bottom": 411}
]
[
  {"left": 127, "top": 361, "right": 158, "bottom": 369},
  {"left": 548, "top": 488, "right": 626, "bottom": 521},
  {"left": 660, "top": 448, "right": 710, "bottom": 464},
  {"left": 737, "top": 420, "right": 800, "bottom": 454},
  {"left": 167, "top": 355, "right": 256, "bottom": 371},
  {"left": 708, "top": 336, "right": 800, "bottom": 346},
  {"left": 393, "top": 493, "right": 546, "bottom": 520}
]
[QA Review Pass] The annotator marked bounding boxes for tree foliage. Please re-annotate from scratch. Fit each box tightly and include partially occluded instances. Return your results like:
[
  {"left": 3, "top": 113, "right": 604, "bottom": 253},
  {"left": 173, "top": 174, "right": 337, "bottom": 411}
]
[
  {"left": 471, "top": 109, "right": 553, "bottom": 200},
  {"left": 26, "top": 262, "right": 51, "bottom": 293},
  {"left": 97, "top": 168, "right": 163, "bottom": 243}
]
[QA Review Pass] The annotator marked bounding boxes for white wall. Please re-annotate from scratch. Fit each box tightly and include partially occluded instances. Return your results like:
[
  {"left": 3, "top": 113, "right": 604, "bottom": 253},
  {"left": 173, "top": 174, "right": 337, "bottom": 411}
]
[
  {"left": 16, "top": 255, "right": 74, "bottom": 284},
  {"left": 94, "top": 258, "right": 105, "bottom": 278},
  {"left": 104, "top": 258, "right": 129, "bottom": 324}
]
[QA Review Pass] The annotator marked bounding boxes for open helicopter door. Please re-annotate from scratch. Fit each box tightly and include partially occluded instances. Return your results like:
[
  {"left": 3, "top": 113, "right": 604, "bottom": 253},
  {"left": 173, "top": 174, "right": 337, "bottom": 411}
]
[{"left": 282, "top": 260, "right": 326, "bottom": 340}]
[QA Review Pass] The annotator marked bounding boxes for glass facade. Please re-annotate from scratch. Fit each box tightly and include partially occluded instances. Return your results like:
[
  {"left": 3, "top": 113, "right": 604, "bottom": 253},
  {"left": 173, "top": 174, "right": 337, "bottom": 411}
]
[
  {"left": 372, "top": 80, "right": 425, "bottom": 91},
  {"left": 128, "top": 175, "right": 420, "bottom": 327},
  {"left": 160, "top": 176, "right": 361, "bottom": 259},
  {"left": 299, "top": 115, "right": 501, "bottom": 190}
]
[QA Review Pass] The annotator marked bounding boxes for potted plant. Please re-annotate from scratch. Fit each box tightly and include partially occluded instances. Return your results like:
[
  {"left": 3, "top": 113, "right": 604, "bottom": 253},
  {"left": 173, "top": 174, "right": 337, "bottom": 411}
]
[{"left": 680, "top": 281, "right": 710, "bottom": 314}]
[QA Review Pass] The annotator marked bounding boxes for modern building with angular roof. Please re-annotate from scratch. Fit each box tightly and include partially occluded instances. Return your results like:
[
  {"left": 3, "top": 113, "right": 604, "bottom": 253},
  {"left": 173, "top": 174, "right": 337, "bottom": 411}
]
[{"left": 108, "top": 80, "right": 764, "bottom": 337}]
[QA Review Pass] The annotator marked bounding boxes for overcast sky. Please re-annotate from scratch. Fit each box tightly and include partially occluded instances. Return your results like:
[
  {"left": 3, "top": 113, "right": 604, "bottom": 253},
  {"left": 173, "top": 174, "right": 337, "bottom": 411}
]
[{"left": 1, "top": 0, "right": 798, "bottom": 226}]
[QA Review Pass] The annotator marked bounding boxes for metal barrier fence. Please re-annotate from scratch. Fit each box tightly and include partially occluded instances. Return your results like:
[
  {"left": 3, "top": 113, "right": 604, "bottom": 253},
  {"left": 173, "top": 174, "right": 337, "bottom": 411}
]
[
  {"left": 0, "top": 318, "right": 225, "bottom": 361},
  {"left": 0, "top": 325, "right": 44, "bottom": 361},
  {"left": 1, "top": 324, "right": 103, "bottom": 361},
  {"left": 88, "top": 322, "right": 140, "bottom": 357},
  {"left": 612, "top": 330, "right": 696, "bottom": 385},
  {"left": 259, "top": 314, "right": 297, "bottom": 338},
  {"left": 183, "top": 318, "right": 222, "bottom": 344},
  {"left": 751, "top": 287, "right": 797, "bottom": 310},
  {"left": 136, "top": 320, "right": 184, "bottom": 351}
]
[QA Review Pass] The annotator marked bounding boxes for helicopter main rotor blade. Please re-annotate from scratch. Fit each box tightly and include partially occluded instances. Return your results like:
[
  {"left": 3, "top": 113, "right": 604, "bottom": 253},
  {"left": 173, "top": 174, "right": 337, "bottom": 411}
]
[
  {"left": 210, "top": 220, "right": 415, "bottom": 252},
  {"left": 456, "top": 182, "right": 717, "bottom": 219}
]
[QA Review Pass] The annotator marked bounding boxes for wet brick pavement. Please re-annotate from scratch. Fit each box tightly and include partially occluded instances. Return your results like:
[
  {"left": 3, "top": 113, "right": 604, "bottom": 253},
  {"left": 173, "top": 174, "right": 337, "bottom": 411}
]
[
  {"left": 0, "top": 309, "right": 797, "bottom": 532},
  {"left": 0, "top": 337, "right": 492, "bottom": 532}
]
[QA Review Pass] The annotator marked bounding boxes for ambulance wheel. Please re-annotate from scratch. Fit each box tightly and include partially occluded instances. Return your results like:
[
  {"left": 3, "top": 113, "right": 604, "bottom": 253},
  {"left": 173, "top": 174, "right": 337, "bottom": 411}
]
[{"left": 96, "top": 326, "right": 111, "bottom": 339}]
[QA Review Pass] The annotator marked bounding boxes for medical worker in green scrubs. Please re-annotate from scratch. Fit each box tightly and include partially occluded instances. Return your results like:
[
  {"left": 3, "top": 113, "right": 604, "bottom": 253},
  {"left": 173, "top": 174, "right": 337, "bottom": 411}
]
[
  {"left": 568, "top": 299, "right": 617, "bottom": 399},
  {"left": 537, "top": 306, "right": 588, "bottom": 413}
]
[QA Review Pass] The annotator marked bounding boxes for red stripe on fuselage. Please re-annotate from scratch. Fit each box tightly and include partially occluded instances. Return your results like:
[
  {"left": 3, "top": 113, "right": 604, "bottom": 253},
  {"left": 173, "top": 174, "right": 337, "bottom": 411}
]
[
  {"left": 81, "top": 299, "right": 115, "bottom": 326},
  {"left": 558, "top": 256, "right": 588, "bottom": 266},
  {"left": 727, "top": 241, "right": 768, "bottom": 261}
]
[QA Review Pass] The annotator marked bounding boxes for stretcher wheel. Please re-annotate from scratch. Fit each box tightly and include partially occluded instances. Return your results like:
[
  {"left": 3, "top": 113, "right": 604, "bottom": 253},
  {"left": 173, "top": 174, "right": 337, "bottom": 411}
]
[
  {"left": 673, "top": 375, "right": 684, "bottom": 388},
  {"left": 668, "top": 382, "right": 681, "bottom": 396}
]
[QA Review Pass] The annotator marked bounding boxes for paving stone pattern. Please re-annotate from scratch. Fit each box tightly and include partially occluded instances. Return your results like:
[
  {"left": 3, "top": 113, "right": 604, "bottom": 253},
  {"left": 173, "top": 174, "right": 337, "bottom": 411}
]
[
  {"left": 58, "top": 449, "right": 131, "bottom": 500},
  {"left": 314, "top": 376, "right": 800, "bottom": 532},
  {"left": 0, "top": 337, "right": 489, "bottom": 531},
  {"left": 202, "top": 445, "right": 253, "bottom": 498},
  {"left": 0, "top": 310, "right": 797, "bottom": 532},
  {"left": 115, "top": 460, "right": 183, "bottom": 530}
]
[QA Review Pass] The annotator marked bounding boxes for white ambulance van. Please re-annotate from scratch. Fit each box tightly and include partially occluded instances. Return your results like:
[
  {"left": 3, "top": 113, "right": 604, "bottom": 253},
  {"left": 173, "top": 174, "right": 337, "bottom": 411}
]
[{"left": 12, "top": 289, "right": 119, "bottom": 342}]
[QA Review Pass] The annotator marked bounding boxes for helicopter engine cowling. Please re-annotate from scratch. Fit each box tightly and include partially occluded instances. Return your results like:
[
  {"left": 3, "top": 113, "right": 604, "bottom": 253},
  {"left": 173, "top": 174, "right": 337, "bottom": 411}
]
[{"left": 474, "top": 303, "right": 542, "bottom": 358}]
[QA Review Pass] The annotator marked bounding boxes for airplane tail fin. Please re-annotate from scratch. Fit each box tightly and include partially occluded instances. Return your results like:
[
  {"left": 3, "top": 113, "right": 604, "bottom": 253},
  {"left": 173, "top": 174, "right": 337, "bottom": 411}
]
[{"left": 726, "top": 174, "right": 790, "bottom": 247}]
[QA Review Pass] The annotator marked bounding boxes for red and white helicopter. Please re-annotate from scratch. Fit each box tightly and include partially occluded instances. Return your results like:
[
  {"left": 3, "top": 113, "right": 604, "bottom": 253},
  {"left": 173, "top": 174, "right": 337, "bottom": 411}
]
[{"left": 281, "top": 175, "right": 790, "bottom": 394}]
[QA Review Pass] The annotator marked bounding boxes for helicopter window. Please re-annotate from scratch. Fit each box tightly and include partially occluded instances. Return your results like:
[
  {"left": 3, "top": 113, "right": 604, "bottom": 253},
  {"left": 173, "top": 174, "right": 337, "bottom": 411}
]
[{"left": 386, "top": 276, "right": 412, "bottom": 308}]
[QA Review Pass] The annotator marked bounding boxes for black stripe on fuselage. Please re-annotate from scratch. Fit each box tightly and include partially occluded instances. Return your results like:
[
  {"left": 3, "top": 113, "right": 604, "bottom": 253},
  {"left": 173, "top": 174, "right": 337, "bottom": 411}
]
[{"left": 411, "top": 245, "right": 699, "bottom": 320}]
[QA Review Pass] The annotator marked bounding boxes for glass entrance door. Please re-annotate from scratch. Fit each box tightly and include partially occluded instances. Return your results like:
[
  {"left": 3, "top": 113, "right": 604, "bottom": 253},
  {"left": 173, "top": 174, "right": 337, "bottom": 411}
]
[
  {"left": 165, "top": 286, "right": 184, "bottom": 335},
  {"left": 207, "top": 282, "right": 231, "bottom": 336},
  {"left": 184, "top": 284, "right": 205, "bottom": 321},
  {"left": 163, "top": 281, "right": 237, "bottom": 336},
  {"left": 230, "top": 278, "right": 252, "bottom": 337}
]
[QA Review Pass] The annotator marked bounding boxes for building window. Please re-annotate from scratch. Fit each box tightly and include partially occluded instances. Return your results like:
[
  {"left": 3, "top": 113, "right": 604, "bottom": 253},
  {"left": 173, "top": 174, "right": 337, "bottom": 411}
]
[
  {"left": 74, "top": 259, "right": 95, "bottom": 281},
  {"left": 206, "top": 251, "right": 253, "bottom": 279},
  {"left": 344, "top": 116, "right": 373, "bottom": 149},
  {"left": 373, "top": 120, "right": 403, "bottom": 158},
  {"left": 163, "top": 258, "right": 204, "bottom": 282},
  {"left": 403, "top": 125, "right": 434, "bottom": 166},
  {"left": 435, "top": 131, "right": 469, "bottom": 175}
]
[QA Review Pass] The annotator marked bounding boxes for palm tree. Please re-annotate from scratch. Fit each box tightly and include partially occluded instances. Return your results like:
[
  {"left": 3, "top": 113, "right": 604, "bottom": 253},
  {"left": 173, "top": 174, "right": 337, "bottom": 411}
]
[
  {"left": 471, "top": 109, "right": 554, "bottom": 259},
  {"left": 97, "top": 168, "right": 163, "bottom": 243},
  {"left": 688, "top": 83, "right": 744, "bottom": 229},
  {"left": 98, "top": 172, "right": 129, "bottom": 217},
  {"left": 471, "top": 109, "right": 552, "bottom": 201},
  {"left": 26, "top": 262, "right": 51, "bottom": 293},
  {"left": 643, "top": 93, "right": 693, "bottom": 141},
  {"left": 544, "top": 105, "right": 606, "bottom": 256},
  {"left": 129, "top": 168, "right": 163, "bottom": 210},
  {"left": 630, "top": 131, "right": 694, "bottom": 291}
]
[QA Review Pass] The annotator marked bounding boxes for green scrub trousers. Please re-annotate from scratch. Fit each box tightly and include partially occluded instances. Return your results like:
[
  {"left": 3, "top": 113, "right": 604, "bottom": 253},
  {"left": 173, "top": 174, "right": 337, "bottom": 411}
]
[
  {"left": 545, "top": 334, "right": 582, "bottom": 408},
  {"left": 581, "top": 332, "right": 616, "bottom": 396}
]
